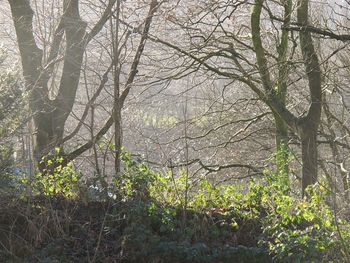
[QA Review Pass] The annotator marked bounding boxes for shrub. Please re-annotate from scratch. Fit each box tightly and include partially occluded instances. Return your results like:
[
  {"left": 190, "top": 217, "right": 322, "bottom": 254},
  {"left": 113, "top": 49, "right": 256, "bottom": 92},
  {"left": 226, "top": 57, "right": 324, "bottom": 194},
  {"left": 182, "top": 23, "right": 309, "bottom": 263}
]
[{"left": 24, "top": 150, "right": 81, "bottom": 198}]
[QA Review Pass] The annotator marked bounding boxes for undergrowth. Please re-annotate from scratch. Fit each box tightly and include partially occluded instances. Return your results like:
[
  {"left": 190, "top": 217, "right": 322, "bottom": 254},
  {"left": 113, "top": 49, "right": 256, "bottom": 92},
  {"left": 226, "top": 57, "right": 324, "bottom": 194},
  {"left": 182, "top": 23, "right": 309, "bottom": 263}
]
[{"left": 0, "top": 151, "right": 349, "bottom": 262}]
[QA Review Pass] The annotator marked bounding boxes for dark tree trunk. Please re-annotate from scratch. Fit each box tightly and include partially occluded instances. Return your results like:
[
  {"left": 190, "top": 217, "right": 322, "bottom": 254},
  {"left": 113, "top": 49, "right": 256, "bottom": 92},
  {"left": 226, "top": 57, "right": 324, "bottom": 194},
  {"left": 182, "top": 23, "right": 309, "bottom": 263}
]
[
  {"left": 296, "top": 0, "right": 322, "bottom": 194},
  {"left": 9, "top": 0, "right": 158, "bottom": 174},
  {"left": 300, "top": 127, "right": 318, "bottom": 193},
  {"left": 9, "top": 0, "right": 86, "bottom": 169}
]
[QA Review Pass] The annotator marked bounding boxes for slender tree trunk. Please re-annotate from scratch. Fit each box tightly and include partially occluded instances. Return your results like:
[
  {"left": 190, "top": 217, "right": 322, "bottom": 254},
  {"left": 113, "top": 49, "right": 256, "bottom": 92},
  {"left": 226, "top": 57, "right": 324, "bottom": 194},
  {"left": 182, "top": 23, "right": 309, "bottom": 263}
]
[
  {"left": 113, "top": 0, "right": 122, "bottom": 174},
  {"left": 274, "top": 113, "right": 289, "bottom": 177},
  {"left": 114, "top": 108, "right": 122, "bottom": 174},
  {"left": 252, "top": 0, "right": 291, "bottom": 184},
  {"left": 274, "top": 0, "right": 291, "bottom": 181}
]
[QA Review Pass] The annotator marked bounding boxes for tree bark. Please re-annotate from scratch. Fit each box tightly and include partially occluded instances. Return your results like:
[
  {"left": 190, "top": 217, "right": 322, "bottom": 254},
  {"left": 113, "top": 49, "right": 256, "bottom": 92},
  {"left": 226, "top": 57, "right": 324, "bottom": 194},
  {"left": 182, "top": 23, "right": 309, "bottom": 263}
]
[
  {"left": 9, "top": 0, "right": 86, "bottom": 167},
  {"left": 53, "top": 0, "right": 86, "bottom": 147},
  {"left": 113, "top": 0, "right": 122, "bottom": 174},
  {"left": 252, "top": 0, "right": 291, "bottom": 179},
  {"left": 275, "top": 113, "right": 289, "bottom": 177},
  {"left": 275, "top": 0, "right": 292, "bottom": 178},
  {"left": 251, "top": 0, "right": 322, "bottom": 194},
  {"left": 300, "top": 127, "right": 318, "bottom": 191},
  {"left": 297, "top": 0, "right": 322, "bottom": 195}
]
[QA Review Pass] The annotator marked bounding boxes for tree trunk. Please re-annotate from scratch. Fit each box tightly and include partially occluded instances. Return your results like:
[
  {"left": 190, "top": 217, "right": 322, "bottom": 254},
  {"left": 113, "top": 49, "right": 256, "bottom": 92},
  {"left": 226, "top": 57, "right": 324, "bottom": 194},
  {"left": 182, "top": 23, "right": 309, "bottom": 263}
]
[
  {"left": 52, "top": 6, "right": 86, "bottom": 148},
  {"left": 9, "top": 0, "right": 86, "bottom": 169},
  {"left": 113, "top": 0, "right": 122, "bottom": 174},
  {"left": 274, "top": 113, "right": 289, "bottom": 177},
  {"left": 297, "top": 0, "right": 322, "bottom": 194},
  {"left": 114, "top": 107, "right": 122, "bottom": 174},
  {"left": 300, "top": 127, "right": 318, "bottom": 194}
]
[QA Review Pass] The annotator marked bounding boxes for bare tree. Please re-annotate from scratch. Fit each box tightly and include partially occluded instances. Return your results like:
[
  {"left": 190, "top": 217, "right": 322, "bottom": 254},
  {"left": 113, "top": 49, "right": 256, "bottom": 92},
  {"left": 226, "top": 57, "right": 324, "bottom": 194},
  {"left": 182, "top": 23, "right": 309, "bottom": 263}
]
[
  {"left": 8, "top": 0, "right": 159, "bottom": 174},
  {"left": 8, "top": 0, "right": 115, "bottom": 167},
  {"left": 144, "top": 0, "right": 323, "bottom": 194}
]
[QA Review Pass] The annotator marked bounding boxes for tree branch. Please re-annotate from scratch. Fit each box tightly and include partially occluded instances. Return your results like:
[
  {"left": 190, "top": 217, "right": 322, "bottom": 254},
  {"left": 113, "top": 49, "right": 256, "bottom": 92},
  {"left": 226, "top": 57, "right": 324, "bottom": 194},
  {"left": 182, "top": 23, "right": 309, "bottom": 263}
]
[
  {"left": 119, "top": 0, "right": 159, "bottom": 107},
  {"left": 284, "top": 25, "right": 350, "bottom": 42}
]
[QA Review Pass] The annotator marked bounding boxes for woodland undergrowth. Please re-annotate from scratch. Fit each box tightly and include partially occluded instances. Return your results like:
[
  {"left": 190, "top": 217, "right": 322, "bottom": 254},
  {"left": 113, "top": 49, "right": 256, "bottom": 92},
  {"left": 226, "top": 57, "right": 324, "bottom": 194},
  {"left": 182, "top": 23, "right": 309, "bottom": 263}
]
[{"left": 0, "top": 151, "right": 349, "bottom": 263}]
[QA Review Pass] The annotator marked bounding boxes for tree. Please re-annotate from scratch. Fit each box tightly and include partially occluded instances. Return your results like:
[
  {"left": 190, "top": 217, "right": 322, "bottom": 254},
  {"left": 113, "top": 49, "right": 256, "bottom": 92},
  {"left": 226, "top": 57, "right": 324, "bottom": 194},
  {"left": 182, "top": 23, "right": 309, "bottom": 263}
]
[
  {"left": 110, "top": 0, "right": 159, "bottom": 173},
  {"left": 149, "top": 0, "right": 322, "bottom": 194},
  {"left": 9, "top": 0, "right": 108, "bottom": 165},
  {"left": 252, "top": 0, "right": 322, "bottom": 193},
  {"left": 8, "top": 0, "right": 159, "bottom": 174}
]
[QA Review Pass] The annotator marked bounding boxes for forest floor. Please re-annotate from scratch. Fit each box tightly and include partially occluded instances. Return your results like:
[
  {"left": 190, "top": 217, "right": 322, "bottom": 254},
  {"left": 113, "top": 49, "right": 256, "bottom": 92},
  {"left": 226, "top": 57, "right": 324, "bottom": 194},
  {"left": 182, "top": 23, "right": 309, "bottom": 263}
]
[{"left": 0, "top": 194, "right": 271, "bottom": 263}]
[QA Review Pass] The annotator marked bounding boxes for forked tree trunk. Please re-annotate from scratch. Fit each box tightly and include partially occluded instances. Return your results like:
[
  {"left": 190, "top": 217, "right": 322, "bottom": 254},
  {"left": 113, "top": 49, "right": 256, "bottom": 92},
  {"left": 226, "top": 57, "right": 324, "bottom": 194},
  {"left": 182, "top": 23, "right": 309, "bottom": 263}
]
[
  {"left": 251, "top": 0, "right": 322, "bottom": 195},
  {"left": 9, "top": 0, "right": 158, "bottom": 175},
  {"left": 9, "top": 0, "right": 86, "bottom": 169}
]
